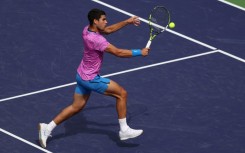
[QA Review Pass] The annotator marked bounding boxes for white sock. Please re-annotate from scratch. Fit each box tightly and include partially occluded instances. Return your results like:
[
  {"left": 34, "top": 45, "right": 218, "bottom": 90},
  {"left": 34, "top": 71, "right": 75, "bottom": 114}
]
[
  {"left": 46, "top": 121, "right": 57, "bottom": 132},
  {"left": 119, "top": 118, "right": 129, "bottom": 132}
]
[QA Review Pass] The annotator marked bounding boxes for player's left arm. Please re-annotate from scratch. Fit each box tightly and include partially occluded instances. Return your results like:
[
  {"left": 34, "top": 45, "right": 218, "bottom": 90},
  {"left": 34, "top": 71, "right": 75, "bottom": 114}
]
[{"left": 102, "top": 16, "right": 140, "bottom": 35}]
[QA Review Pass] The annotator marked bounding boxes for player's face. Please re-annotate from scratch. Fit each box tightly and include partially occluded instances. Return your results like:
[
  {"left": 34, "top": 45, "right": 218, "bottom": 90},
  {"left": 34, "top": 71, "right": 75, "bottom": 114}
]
[{"left": 95, "top": 15, "right": 107, "bottom": 31}]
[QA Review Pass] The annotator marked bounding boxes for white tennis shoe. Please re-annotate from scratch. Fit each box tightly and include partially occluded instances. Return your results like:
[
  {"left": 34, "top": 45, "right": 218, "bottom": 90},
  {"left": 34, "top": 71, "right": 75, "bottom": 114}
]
[
  {"left": 119, "top": 128, "right": 143, "bottom": 140},
  {"left": 38, "top": 123, "right": 51, "bottom": 148}
]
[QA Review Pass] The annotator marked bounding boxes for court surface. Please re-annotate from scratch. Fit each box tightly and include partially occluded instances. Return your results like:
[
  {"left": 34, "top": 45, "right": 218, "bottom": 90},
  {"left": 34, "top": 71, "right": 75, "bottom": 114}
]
[{"left": 0, "top": 0, "right": 245, "bottom": 153}]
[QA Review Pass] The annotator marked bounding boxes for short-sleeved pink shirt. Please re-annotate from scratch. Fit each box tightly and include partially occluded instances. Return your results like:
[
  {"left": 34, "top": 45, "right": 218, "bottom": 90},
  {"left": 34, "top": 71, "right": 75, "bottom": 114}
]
[{"left": 77, "top": 26, "right": 110, "bottom": 80}]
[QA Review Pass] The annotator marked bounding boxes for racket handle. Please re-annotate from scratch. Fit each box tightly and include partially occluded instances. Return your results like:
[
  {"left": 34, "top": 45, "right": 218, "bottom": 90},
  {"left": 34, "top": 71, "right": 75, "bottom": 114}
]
[{"left": 146, "top": 40, "right": 152, "bottom": 48}]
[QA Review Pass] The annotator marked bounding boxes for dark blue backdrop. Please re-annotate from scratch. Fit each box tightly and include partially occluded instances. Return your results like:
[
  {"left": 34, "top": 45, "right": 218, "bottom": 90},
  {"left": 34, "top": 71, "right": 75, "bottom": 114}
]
[{"left": 0, "top": 0, "right": 244, "bottom": 153}]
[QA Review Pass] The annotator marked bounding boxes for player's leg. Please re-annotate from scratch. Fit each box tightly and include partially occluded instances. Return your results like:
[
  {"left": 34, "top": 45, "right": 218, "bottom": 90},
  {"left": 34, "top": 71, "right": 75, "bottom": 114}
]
[
  {"left": 39, "top": 93, "right": 90, "bottom": 148},
  {"left": 53, "top": 93, "right": 90, "bottom": 124},
  {"left": 39, "top": 74, "right": 91, "bottom": 148},
  {"left": 104, "top": 80, "right": 127, "bottom": 119},
  {"left": 104, "top": 80, "right": 143, "bottom": 140}
]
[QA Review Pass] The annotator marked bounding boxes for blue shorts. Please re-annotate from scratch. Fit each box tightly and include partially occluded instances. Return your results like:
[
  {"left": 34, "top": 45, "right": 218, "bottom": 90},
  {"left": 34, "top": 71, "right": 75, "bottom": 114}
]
[{"left": 75, "top": 74, "right": 110, "bottom": 95}]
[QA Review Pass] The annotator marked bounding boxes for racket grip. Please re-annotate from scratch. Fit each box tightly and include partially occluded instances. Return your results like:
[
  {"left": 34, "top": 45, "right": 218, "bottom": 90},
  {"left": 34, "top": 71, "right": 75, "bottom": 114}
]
[{"left": 146, "top": 40, "right": 152, "bottom": 48}]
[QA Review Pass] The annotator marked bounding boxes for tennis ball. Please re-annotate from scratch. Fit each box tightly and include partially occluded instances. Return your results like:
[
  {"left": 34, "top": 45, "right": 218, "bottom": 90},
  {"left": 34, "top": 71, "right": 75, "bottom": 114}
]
[{"left": 169, "top": 22, "right": 175, "bottom": 29}]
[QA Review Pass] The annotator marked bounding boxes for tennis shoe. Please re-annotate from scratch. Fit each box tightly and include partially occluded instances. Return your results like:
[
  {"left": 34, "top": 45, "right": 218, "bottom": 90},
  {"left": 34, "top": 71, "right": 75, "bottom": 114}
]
[
  {"left": 119, "top": 127, "right": 143, "bottom": 140},
  {"left": 39, "top": 123, "right": 51, "bottom": 148}
]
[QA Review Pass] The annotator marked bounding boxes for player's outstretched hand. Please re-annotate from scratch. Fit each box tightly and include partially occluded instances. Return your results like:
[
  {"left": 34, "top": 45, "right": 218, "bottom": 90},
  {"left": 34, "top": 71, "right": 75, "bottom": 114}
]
[
  {"left": 141, "top": 48, "right": 150, "bottom": 57},
  {"left": 127, "top": 16, "right": 141, "bottom": 26}
]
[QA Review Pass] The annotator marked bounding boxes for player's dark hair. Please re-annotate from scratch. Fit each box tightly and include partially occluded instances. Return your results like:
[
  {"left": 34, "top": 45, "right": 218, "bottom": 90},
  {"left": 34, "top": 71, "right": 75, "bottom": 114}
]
[{"left": 88, "top": 8, "right": 106, "bottom": 26}]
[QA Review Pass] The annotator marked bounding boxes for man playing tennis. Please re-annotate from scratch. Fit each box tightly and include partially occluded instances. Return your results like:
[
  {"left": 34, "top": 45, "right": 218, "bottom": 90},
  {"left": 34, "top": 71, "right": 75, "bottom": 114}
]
[{"left": 39, "top": 8, "right": 150, "bottom": 148}]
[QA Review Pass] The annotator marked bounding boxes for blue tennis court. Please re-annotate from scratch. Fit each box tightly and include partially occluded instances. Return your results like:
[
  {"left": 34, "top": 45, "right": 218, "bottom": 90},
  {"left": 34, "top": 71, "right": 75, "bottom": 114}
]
[{"left": 1, "top": 0, "right": 244, "bottom": 153}]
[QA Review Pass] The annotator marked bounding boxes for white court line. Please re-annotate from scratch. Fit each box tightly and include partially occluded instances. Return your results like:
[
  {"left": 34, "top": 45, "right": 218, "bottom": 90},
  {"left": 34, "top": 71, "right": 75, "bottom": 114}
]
[
  {"left": 0, "top": 82, "right": 76, "bottom": 102},
  {"left": 0, "top": 50, "right": 218, "bottom": 103},
  {"left": 0, "top": 128, "right": 53, "bottom": 153},
  {"left": 218, "top": 50, "right": 245, "bottom": 63},
  {"left": 218, "top": 0, "right": 245, "bottom": 11},
  {"left": 103, "top": 50, "right": 219, "bottom": 77},
  {"left": 92, "top": 0, "right": 217, "bottom": 50}
]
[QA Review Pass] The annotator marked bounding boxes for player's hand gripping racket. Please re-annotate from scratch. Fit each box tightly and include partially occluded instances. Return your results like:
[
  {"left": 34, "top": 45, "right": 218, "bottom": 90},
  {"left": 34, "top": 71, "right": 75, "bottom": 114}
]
[{"left": 146, "top": 6, "right": 170, "bottom": 48}]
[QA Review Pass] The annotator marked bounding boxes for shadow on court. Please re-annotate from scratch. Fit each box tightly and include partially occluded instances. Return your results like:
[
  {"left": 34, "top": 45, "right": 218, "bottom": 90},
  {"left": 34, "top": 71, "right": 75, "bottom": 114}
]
[{"left": 35, "top": 104, "right": 141, "bottom": 148}]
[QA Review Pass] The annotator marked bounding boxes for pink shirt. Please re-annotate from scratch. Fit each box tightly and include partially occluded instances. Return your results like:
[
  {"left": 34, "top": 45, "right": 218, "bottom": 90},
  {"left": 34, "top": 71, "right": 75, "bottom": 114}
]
[{"left": 77, "top": 26, "right": 110, "bottom": 80}]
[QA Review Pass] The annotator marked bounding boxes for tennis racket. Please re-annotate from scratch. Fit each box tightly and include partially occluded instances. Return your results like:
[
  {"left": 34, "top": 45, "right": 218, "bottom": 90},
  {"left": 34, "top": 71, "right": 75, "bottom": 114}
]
[{"left": 146, "top": 6, "right": 170, "bottom": 48}]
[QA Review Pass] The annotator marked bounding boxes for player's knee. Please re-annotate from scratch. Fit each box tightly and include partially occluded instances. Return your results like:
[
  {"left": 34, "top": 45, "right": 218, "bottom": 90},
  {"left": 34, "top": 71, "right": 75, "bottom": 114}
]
[
  {"left": 120, "top": 88, "right": 127, "bottom": 99},
  {"left": 70, "top": 106, "right": 80, "bottom": 114},
  {"left": 72, "top": 101, "right": 86, "bottom": 113}
]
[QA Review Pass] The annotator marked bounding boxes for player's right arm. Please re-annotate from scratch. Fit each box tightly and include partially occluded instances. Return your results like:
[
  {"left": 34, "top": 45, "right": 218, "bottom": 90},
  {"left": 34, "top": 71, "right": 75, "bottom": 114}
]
[
  {"left": 105, "top": 44, "right": 150, "bottom": 58},
  {"left": 102, "top": 16, "right": 140, "bottom": 35}
]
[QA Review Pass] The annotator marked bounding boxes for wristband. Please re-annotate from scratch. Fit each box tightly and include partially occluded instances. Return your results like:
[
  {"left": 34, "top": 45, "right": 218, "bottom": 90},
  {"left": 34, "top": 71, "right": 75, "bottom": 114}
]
[{"left": 132, "top": 49, "right": 142, "bottom": 57}]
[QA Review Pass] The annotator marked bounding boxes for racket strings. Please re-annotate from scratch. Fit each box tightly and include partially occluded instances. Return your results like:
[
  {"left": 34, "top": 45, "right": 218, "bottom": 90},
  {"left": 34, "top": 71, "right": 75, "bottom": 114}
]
[{"left": 150, "top": 6, "right": 170, "bottom": 34}]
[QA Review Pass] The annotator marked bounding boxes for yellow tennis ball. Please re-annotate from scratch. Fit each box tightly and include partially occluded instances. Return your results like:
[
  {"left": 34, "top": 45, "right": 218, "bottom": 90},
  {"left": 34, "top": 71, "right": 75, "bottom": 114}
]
[{"left": 169, "top": 22, "right": 175, "bottom": 29}]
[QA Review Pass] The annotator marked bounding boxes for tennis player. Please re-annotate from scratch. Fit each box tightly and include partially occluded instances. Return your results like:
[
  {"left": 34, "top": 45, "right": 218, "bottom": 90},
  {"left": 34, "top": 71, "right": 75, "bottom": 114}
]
[{"left": 39, "top": 8, "right": 150, "bottom": 148}]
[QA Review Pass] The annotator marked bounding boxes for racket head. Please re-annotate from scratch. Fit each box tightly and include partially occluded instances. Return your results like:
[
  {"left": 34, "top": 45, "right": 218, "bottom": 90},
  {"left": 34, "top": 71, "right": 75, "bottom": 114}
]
[{"left": 148, "top": 6, "right": 170, "bottom": 35}]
